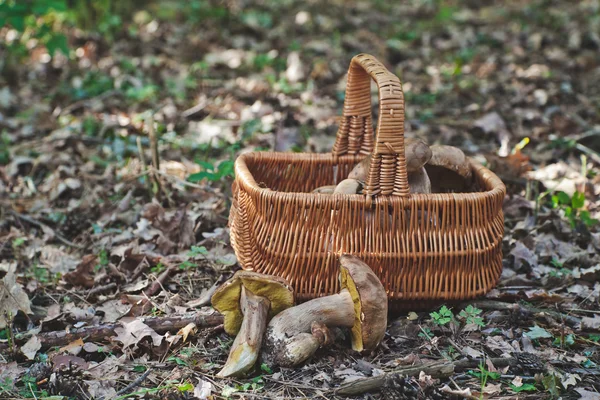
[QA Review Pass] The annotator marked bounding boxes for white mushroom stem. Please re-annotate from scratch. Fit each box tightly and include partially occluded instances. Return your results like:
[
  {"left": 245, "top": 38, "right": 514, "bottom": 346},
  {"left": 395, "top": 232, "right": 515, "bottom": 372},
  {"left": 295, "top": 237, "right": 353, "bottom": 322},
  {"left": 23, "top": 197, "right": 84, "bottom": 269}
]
[
  {"left": 218, "top": 287, "right": 270, "bottom": 377},
  {"left": 408, "top": 166, "right": 432, "bottom": 194},
  {"left": 263, "top": 289, "right": 355, "bottom": 367}
]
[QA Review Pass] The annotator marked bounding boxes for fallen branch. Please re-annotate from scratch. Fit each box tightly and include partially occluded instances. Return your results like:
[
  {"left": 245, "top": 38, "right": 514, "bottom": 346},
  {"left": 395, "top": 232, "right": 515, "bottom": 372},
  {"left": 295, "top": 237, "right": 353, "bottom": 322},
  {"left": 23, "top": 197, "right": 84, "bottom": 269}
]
[
  {"left": 466, "top": 300, "right": 581, "bottom": 327},
  {"left": 335, "top": 357, "right": 521, "bottom": 397},
  {"left": 335, "top": 361, "right": 454, "bottom": 396},
  {"left": 88, "top": 282, "right": 117, "bottom": 297},
  {"left": 2, "top": 311, "right": 223, "bottom": 352}
]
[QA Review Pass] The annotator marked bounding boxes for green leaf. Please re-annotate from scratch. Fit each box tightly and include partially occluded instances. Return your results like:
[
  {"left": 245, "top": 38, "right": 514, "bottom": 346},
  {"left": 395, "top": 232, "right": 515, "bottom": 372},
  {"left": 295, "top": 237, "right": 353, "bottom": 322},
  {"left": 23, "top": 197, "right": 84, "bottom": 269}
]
[
  {"left": 260, "top": 363, "right": 272, "bottom": 374},
  {"left": 542, "top": 374, "right": 560, "bottom": 398},
  {"left": 46, "top": 33, "right": 69, "bottom": 56},
  {"left": 555, "top": 191, "right": 571, "bottom": 206},
  {"left": 526, "top": 325, "right": 553, "bottom": 340},
  {"left": 187, "top": 171, "right": 210, "bottom": 183},
  {"left": 177, "top": 382, "right": 194, "bottom": 392},
  {"left": 221, "top": 385, "right": 238, "bottom": 397},
  {"left": 430, "top": 305, "right": 454, "bottom": 325},
  {"left": 510, "top": 383, "right": 537, "bottom": 392},
  {"left": 571, "top": 191, "right": 585, "bottom": 209},
  {"left": 189, "top": 246, "right": 208, "bottom": 256}
]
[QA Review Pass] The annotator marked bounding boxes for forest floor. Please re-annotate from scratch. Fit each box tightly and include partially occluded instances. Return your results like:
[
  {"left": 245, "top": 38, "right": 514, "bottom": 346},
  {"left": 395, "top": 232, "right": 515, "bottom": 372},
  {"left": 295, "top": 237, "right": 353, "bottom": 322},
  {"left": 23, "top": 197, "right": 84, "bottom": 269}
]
[{"left": 1, "top": 1, "right": 600, "bottom": 399}]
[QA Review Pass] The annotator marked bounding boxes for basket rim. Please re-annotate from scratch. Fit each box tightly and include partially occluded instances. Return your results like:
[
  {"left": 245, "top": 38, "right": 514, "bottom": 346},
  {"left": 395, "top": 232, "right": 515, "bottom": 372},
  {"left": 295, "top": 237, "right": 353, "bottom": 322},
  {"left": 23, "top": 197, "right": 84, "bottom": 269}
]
[{"left": 234, "top": 151, "right": 506, "bottom": 204}]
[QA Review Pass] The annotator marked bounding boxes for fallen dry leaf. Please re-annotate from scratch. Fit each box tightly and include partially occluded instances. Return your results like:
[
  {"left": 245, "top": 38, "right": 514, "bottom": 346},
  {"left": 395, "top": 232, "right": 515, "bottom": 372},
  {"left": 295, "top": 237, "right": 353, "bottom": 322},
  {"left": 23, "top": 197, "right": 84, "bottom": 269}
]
[
  {"left": 575, "top": 388, "right": 600, "bottom": 400},
  {"left": 581, "top": 315, "right": 600, "bottom": 330},
  {"left": 21, "top": 335, "right": 41, "bottom": 360},
  {"left": 59, "top": 338, "right": 85, "bottom": 355},
  {"left": 86, "top": 380, "right": 118, "bottom": 399},
  {"left": 64, "top": 254, "right": 97, "bottom": 288},
  {"left": 0, "top": 263, "right": 32, "bottom": 329},
  {"left": 194, "top": 378, "right": 214, "bottom": 400},
  {"left": 177, "top": 322, "right": 197, "bottom": 342},
  {"left": 113, "top": 319, "right": 164, "bottom": 349}
]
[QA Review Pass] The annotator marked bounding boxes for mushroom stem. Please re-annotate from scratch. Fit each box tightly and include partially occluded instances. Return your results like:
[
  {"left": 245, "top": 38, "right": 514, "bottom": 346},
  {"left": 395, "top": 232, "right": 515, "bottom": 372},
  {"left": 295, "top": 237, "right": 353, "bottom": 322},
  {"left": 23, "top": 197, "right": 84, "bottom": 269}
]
[
  {"left": 217, "top": 287, "right": 270, "bottom": 377},
  {"left": 263, "top": 289, "right": 355, "bottom": 367},
  {"left": 273, "top": 322, "right": 333, "bottom": 367}
]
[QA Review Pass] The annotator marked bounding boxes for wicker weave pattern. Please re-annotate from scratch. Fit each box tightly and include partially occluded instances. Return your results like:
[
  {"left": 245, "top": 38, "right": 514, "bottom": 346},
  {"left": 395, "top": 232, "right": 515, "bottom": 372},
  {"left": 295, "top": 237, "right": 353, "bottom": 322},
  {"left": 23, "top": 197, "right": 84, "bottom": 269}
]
[{"left": 229, "top": 54, "right": 506, "bottom": 308}]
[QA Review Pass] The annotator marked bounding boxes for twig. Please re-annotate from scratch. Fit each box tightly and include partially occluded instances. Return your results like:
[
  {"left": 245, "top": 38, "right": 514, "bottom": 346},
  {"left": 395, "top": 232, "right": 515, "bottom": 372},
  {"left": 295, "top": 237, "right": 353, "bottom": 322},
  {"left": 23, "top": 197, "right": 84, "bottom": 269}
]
[
  {"left": 143, "top": 264, "right": 178, "bottom": 297},
  {"left": 9, "top": 211, "right": 84, "bottom": 249},
  {"left": 57, "top": 89, "right": 121, "bottom": 116},
  {"left": 466, "top": 300, "right": 581, "bottom": 327},
  {"left": 335, "top": 361, "right": 455, "bottom": 396},
  {"left": 87, "top": 282, "right": 117, "bottom": 297},
  {"left": 147, "top": 115, "right": 162, "bottom": 198},
  {"left": 336, "top": 357, "right": 523, "bottom": 396},
  {"left": 137, "top": 136, "right": 154, "bottom": 195},
  {"left": 110, "top": 368, "right": 152, "bottom": 399},
  {"left": 181, "top": 100, "right": 207, "bottom": 118},
  {"left": 1, "top": 310, "right": 223, "bottom": 352}
]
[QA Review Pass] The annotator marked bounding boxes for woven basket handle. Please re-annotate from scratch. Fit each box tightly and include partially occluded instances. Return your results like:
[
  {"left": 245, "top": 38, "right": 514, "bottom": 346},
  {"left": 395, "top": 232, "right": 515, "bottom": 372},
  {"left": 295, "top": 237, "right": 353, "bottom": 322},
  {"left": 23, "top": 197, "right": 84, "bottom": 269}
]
[{"left": 332, "top": 53, "right": 409, "bottom": 197}]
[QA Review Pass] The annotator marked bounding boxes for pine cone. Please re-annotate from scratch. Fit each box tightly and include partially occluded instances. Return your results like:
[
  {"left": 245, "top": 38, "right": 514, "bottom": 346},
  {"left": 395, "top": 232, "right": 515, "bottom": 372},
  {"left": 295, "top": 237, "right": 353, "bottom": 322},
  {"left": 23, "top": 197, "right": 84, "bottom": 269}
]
[
  {"left": 513, "top": 352, "right": 545, "bottom": 373},
  {"left": 381, "top": 373, "right": 420, "bottom": 400}
]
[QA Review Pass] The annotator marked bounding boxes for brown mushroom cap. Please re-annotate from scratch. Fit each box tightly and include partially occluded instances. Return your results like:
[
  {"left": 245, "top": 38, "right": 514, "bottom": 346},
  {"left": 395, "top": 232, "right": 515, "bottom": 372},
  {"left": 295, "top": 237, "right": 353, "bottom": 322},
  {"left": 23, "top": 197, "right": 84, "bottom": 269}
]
[
  {"left": 425, "top": 145, "right": 473, "bottom": 192},
  {"left": 404, "top": 138, "right": 433, "bottom": 172},
  {"left": 211, "top": 271, "right": 294, "bottom": 335},
  {"left": 348, "top": 138, "right": 432, "bottom": 183},
  {"left": 338, "top": 255, "right": 388, "bottom": 352}
]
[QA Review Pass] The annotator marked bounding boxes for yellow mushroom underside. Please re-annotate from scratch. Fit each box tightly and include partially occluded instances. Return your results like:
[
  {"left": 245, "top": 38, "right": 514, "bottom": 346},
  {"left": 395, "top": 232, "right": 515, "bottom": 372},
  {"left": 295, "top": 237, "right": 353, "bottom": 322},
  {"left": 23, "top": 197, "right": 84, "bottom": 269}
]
[
  {"left": 340, "top": 267, "right": 363, "bottom": 352},
  {"left": 212, "top": 277, "right": 294, "bottom": 335}
]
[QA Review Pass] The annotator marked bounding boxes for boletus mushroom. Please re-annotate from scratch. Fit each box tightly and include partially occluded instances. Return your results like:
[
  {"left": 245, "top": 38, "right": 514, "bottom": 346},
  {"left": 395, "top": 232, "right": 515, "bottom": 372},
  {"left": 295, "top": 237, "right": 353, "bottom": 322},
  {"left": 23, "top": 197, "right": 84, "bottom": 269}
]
[
  {"left": 348, "top": 138, "right": 433, "bottom": 183},
  {"left": 262, "top": 255, "right": 387, "bottom": 367},
  {"left": 334, "top": 178, "right": 363, "bottom": 194},
  {"left": 312, "top": 185, "right": 337, "bottom": 194},
  {"left": 425, "top": 145, "right": 473, "bottom": 192},
  {"left": 211, "top": 271, "right": 294, "bottom": 377}
]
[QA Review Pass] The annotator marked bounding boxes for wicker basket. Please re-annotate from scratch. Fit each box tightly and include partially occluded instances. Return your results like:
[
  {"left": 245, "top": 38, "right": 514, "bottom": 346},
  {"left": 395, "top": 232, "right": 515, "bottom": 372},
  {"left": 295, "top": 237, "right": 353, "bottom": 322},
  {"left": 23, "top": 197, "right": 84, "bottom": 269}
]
[{"left": 229, "top": 54, "right": 505, "bottom": 309}]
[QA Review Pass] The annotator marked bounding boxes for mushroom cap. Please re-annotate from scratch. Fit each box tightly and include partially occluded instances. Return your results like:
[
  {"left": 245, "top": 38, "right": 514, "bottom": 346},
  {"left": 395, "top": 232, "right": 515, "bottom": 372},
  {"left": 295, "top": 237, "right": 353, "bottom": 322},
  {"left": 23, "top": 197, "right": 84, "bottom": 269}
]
[
  {"left": 347, "top": 138, "right": 432, "bottom": 184},
  {"left": 404, "top": 138, "right": 433, "bottom": 172},
  {"left": 334, "top": 179, "right": 363, "bottom": 194},
  {"left": 211, "top": 271, "right": 294, "bottom": 335},
  {"left": 338, "top": 255, "right": 388, "bottom": 352},
  {"left": 312, "top": 185, "right": 337, "bottom": 194},
  {"left": 425, "top": 145, "right": 472, "bottom": 192}
]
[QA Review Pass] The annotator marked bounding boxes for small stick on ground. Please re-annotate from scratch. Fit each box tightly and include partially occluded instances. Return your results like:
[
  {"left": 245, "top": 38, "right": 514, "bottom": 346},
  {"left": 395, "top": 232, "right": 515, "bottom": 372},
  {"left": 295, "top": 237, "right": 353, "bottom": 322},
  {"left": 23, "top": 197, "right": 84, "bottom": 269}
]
[
  {"left": 2, "top": 311, "right": 223, "bottom": 352},
  {"left": 335, "top": 357, "right": 523, "bottom": 396},
  {"left": 137, "top": 136, "right": 154, "bottom": 195},
  {"left": 147, "top": 115, "right": 162, "bottom": 199},
  {"left": 87, "top": 282, "right": 117, "bottom": 297},
  {"left": 100, "top": 368, "right": 152, "bottom": 400},
  {"left": 143, "top": 264, "right": 178, "bottom": 297},
  {"left": 465, "top": 300, "right": 581, "bottom": 327}
]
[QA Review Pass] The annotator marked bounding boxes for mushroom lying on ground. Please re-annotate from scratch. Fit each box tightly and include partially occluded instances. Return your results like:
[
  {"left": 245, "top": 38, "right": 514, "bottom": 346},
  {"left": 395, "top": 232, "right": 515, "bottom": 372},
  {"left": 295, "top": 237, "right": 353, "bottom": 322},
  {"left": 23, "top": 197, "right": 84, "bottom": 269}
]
[
  {"left": 425, "top": 145, "right": 473, "bottom": 192},
  {"left": 262, "top": 255, "right": 388, "bottom": 367},
  {"left": 211, "top": 271, "right": 294, "bottom": 377},
  {"left": 348, "top": 138, "right": 433, "bottom": 183}
]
